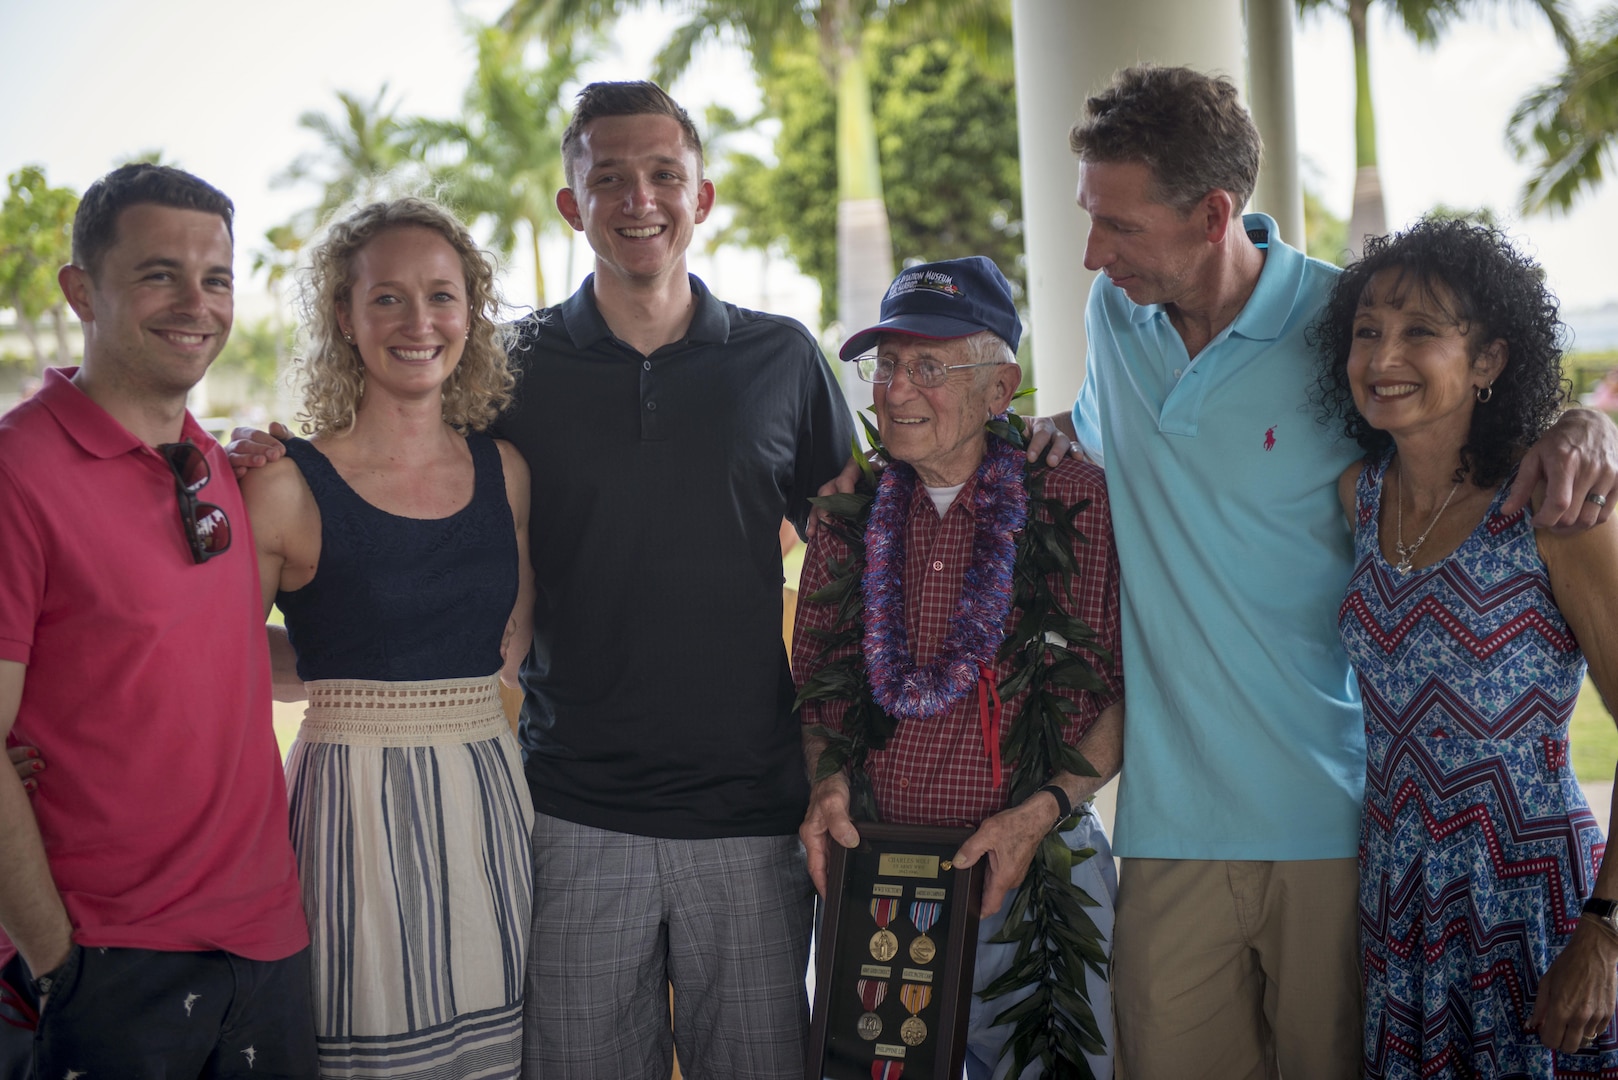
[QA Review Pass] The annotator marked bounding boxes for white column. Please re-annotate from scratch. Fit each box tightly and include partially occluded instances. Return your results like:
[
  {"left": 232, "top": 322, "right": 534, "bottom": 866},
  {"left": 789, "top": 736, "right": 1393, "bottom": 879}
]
[
  {"left": 1012, "top": 0, "right": 1248, "bottom": 416},
  {"left": 1246, "top": 0, "right": 1304, "bottom": 247}
]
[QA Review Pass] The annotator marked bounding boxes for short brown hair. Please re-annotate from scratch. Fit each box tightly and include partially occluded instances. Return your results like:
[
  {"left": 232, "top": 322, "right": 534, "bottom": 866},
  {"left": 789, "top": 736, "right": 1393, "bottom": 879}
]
[
  {"left": 292, "top": 197, "right": 515, "bottom": 437},
  {"left": 1069, "top": 65, "right": 1261, "bottom": 214},
  {"left": 561, "top": 81, "right": 704, "bottom": 188},
  {"left": 73, "top": 164, "right": 234, "bottom": 279}
]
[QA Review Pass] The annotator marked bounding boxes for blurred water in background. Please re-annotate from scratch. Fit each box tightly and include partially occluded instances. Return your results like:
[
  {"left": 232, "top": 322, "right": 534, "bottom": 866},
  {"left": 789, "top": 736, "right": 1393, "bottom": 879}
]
[{"left": 1569, "top": 305, "right": 1618, "bottom": 353}]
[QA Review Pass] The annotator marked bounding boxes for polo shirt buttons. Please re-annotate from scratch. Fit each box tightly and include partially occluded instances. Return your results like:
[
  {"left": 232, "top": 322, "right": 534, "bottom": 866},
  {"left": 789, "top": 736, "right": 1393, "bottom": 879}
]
[
  {"left": 932, "top": 560, "right": 944, "bottom": 571},
  {"left": 642, "top": 360, "right": 651, "bottom": 370},
  {"left": 646, "top": 401, "right": 657, "bottom": 410}
]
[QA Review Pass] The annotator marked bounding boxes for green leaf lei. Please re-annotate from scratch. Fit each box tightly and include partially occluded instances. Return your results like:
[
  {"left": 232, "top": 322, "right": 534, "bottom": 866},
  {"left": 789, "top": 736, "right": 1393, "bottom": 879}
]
[{"left": 795, "top": 406, "right": 1115, "bottom": 1079}]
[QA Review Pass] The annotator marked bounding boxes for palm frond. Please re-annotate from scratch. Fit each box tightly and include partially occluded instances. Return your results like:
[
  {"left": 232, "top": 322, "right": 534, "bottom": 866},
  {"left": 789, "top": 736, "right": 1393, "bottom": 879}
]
[{"left": 1511, "top": 10, "right": 1618, "bottom": 213}]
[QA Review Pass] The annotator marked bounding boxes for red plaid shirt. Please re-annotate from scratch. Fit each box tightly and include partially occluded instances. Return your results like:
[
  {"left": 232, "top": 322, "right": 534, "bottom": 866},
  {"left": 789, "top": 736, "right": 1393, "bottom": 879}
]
[{"left": 793, "top": 455, "right": 1124, "bottom": 828}]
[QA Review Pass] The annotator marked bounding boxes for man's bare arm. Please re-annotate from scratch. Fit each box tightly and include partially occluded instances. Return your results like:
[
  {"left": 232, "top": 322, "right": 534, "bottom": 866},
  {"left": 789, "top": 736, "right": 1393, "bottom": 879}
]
[
  {"left": 799, "top": 729, "right": 862, "bottom": 897},
  {"left": 953, "top": 701, "right": 1123, "bottom": 916},
  {"left": 268, "top": 625, "right": 305, "bottom": 703},
  {"left": 0, "top": 660, "right": 74, "bottom": 979}
]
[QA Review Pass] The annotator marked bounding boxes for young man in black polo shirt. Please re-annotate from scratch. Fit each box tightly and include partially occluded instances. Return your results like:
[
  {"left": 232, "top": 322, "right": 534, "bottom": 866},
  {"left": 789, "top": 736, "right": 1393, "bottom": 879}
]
[
  {"left": 496, "top": 82, "right": 852, "bottom": 1078},
  {"left": 229, "top": 80, "right": 853, "bottom": 1078}
]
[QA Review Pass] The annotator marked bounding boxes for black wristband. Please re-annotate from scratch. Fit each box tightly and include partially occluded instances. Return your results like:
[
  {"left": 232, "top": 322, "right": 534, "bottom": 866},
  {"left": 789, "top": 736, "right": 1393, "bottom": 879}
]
[
  {"left": 29, "top": 945, "right": 75, "bottom": 998},
  {"left": 1037, "top": 783, "right": 1072, "bottom": 828}
]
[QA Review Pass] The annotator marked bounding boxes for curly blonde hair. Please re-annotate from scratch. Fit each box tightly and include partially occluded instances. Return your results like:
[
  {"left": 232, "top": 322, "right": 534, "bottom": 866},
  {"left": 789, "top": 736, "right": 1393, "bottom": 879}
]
[{"left": 292, "top": 197, "right": 515, "bottom": 436}]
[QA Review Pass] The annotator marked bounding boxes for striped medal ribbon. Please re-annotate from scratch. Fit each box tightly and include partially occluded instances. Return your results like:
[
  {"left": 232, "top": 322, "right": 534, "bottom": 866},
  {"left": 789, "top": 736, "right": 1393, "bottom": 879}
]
[
  {"left": 907, "top": 901, "right": 940, "bottom": 964},
  {"left": 855, "top": 978, "right": 887, "bottom": 1041},
  {"left": 898, "top": 983, "right": 932, "bottom": 1046},
  {"left": 869, "top": 897, "right": 900, "bottom": 961}
]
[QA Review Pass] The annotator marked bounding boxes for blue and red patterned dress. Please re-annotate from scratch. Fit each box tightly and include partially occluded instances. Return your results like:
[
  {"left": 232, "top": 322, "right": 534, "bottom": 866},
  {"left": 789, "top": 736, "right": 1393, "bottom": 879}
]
[{"left": 1340, "top": 453, "right": 1617, "bottom": 1080}]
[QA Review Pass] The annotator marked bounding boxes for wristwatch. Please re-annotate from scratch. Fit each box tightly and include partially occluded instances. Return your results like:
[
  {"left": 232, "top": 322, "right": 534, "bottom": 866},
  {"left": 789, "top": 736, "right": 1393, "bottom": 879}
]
[
  {"left": 29, "top": 952, "right": 71, "bottom": 997},
  {"left": 1581, "top": 897, "right": 1618, "bottom": 935}
]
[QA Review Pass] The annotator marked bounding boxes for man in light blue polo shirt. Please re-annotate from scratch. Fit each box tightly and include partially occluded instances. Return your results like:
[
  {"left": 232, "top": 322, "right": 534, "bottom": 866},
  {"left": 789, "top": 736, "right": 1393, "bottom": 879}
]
[{"left": 1039, "top": 64, "right": 1618, "bottom": 1079}]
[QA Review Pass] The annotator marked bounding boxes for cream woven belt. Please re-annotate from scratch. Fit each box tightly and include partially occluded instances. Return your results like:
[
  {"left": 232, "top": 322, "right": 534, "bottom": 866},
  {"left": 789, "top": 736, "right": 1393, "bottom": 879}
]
[{"left": 296, "top": 674, "right": 508, "bottom": 747}]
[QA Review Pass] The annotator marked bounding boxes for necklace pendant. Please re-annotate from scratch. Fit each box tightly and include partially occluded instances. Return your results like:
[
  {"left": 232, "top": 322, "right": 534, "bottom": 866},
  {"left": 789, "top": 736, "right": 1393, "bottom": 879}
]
[{"left": 1393, "top": 556, "right": 1413, "bottom": 575}]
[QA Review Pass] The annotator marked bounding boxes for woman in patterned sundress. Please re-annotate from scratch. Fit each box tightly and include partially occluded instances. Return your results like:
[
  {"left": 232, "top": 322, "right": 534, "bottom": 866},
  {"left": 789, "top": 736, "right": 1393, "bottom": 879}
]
[
  {"left": 241, "top": 197, "right": 536, "bottom": 1078},
  {"left": 1313, "top": 217, "right": 1618, "bottom": 1079}
]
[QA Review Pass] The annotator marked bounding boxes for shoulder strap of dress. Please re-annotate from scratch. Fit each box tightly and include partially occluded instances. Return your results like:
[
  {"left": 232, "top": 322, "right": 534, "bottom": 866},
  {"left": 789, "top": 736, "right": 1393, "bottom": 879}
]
[
  {"left": 281, "top": 436, "right": 354, "bottom": 505},
  {"left": 466, "top": 431, "right": 507, "bottom": 501},
  {"left": 1357, "top": 453, "right": 1390, "bottom": 516}
]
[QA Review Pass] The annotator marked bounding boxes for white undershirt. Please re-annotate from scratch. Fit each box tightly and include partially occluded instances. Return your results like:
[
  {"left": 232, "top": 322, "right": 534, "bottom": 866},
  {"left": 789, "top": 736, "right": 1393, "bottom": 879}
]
[{"left": 924, "top": 482, "right": 965, "bottom": 517}]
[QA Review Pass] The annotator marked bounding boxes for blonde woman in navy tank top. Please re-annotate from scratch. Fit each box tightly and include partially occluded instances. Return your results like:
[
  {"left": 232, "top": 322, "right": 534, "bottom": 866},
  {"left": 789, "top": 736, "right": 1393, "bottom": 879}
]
[{"left": 240, "top": 197, "right": 536, "bottom": 1078}]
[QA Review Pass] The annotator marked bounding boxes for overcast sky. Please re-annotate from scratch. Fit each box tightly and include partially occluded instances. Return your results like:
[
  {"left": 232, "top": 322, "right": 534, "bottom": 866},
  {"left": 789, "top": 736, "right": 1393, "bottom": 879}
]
[{"left": 2, "top": 0, "right": 1613, "bottom": 331}]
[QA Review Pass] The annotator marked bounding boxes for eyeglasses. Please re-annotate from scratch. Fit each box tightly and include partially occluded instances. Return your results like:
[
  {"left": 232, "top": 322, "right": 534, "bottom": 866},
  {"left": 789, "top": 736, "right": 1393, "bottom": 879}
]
[
  {"left": 854, "top": 353, "right": 1006, "bottom": 388},
  {"left": 158, "top": 441, "right": 232, "bottom": 565}
]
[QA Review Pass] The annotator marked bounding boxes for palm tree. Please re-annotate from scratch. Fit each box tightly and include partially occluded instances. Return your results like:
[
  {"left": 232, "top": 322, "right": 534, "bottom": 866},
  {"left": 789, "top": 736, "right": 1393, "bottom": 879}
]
[
  {"left": 1510, "top": 5, "right": 1618, "bottom": 214},
  {"left": 1297, "top": 0, "right": 1576, "bottom": 254},
  {"left": 273, "top": 85, "right": 417, "bottom": 236},
  {"left": 498, "top": 0, "right": 1007, "bottom": 357},
  {"left": 407, "top": 26, "right": 585, "bottom": 308},
  {"left": 257, "top": 85, "right": 423, "bottom": 304}
]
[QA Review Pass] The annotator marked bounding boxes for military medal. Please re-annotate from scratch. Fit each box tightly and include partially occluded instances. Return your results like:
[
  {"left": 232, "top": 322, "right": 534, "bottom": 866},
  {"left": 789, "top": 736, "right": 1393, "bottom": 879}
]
[
  {"left": 871, "top": 1061, "right": 905, "bottom": 1080},
  {"left": 899, "top": 982, "right": 932, "bottom": 1046},
  {"left": 870, "top": 897, "right": 899, "bottom": 961},
  {"left": 907, "top": 900, "right": 940, "bottom": 964},
  {"left": 856, "top": 978, "right": 887, "bottom": 1040}
]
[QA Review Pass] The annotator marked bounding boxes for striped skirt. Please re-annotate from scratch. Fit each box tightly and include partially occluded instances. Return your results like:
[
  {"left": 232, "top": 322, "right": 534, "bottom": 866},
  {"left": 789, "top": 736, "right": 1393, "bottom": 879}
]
[{"left": 285, "top": 675, "right": 536, "bottom": 1079}]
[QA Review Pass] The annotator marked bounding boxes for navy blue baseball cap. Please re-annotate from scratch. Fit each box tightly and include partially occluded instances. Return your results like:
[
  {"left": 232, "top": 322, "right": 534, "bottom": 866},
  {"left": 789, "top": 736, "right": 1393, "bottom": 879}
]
[{"left": 839, "top": 256, "right": 1022, "bottom": 361}]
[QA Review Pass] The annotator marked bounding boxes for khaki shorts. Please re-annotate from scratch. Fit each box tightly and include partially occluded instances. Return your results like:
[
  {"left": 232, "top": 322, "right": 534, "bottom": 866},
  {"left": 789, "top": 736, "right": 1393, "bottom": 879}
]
[{"left": 1112, "top": 857, "right": 1361, "bottom": 1080}]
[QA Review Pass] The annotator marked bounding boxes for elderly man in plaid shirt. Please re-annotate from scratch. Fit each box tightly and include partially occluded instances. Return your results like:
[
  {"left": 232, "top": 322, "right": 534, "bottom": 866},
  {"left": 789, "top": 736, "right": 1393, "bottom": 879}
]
[{"left": 794, "top": 256, "right": 1126, "bottom": 1079}]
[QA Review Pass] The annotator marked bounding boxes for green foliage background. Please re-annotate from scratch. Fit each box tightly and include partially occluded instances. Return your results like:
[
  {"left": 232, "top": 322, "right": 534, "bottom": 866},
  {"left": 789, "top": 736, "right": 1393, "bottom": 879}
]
[{"left": 716, "top": 27, "right": 1023, "bottom": 327}]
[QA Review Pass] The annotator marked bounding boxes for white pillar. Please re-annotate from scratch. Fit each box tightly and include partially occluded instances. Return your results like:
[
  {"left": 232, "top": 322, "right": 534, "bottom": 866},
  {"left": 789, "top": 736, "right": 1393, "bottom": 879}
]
[
  {"left": 1246, "top": 0, "right": 1304, "bottom": 247},
  {"left": 1012, "top": 0, "right": 1248, "bottom": 416}
]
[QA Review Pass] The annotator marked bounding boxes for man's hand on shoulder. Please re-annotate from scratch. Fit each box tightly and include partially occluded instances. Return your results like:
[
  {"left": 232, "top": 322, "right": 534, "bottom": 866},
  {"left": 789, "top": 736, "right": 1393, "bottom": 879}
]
[
  {"left": 800, "top": 772, "right": 861, "bottom": 898},
  {"left": 1023, "top": 414, "right": 1082, "bottom": 468},
  {"left": 1504, "top": 407, "right": 1618, "bottom": 531},
  {"left": 806, "top": 455, "right": 868, "bottom": 539},
  {"left": 226, "top": 421, "right": 292, "bottom": 479},
  {"left": 952, "top": 793, "right": 1061, "bottom": 917}
]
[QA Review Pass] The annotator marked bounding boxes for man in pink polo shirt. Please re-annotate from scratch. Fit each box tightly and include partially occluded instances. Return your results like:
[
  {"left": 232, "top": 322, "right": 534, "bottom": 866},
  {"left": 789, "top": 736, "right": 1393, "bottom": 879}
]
[{"left": 0, "top": 165, "right": 314, "bottom": 1076}]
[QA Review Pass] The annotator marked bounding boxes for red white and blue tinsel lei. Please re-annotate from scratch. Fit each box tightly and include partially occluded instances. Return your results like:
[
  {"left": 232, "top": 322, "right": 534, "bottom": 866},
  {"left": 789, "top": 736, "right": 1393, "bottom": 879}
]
[{"left": 861, "top": 432, "right": 1028, "bottom": 720}]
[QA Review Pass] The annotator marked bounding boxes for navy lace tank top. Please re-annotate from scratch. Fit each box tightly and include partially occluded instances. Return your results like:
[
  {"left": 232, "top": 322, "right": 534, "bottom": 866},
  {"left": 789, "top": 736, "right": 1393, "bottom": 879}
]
[{"left": 275, "top": 434, "right": 518, "bottom": 683}]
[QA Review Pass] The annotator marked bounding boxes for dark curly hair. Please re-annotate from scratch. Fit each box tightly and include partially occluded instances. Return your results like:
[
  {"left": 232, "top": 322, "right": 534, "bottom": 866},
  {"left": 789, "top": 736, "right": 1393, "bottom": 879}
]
[{"left": 1311, "top": 217, "right": 1569, "bottom": 488}]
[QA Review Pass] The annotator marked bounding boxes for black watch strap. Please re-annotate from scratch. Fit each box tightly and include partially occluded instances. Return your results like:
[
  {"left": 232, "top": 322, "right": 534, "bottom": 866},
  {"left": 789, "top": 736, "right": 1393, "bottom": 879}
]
[
  {"left": 1583, "top": 897, "right": 1618, "bottom": 920},
  {"left": 30, "top": 950, "right": 72, "bottom": 997},
  {"left": 1037, "top": 783, "right": 1072, "bottom": 829}
]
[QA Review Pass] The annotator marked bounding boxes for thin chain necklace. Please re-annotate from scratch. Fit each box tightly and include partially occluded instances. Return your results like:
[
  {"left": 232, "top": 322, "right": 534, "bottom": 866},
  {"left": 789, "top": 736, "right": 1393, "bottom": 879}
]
[{"left": 1392, "top": 459, "right": 1463, "bottom": 575}]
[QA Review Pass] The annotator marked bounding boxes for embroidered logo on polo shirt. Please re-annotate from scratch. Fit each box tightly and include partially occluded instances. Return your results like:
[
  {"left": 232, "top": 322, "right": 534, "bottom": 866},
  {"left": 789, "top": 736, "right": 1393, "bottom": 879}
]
[
  {"left": 886, "top": 269, "right": 962, "bottom": 301},
  {"left": 1263, "top": 425, "right": 1277, "bottom": 452}
]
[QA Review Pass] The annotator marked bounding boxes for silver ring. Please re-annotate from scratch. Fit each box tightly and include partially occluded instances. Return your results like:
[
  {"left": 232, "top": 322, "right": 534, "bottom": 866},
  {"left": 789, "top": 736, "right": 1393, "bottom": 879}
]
[{"left": 1587, "top": 492, "right": 1609, "bottom": 508}]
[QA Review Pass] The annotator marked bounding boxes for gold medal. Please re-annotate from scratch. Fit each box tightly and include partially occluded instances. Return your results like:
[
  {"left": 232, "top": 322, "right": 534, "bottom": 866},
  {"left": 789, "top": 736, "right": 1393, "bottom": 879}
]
[
  {"left": 908, "top": 933, "right": 936, "bottom": 964},
  {"left": 898, "top": 980, "right": 932, "bottom": 1047},
  {"left": 857, "top": 1011, "right": 883, "bottom": 1040},
  {"left": 869, "top": 928, "right": 899, "bottom": 961}
]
